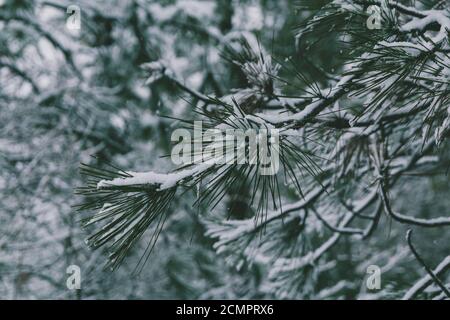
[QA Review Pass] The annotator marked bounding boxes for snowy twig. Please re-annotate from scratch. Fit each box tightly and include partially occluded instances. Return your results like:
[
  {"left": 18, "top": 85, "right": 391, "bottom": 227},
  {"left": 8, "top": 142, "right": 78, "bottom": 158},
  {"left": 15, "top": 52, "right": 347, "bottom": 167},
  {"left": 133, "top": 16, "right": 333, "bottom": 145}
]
[
  {"left": 97, "top": 162, "right": 214, "bottom": 191},
  {"left": 379, "top": 180, "right": 450, "bottom": 227},
  {"left": 406, "top": 229, "right": 450, "bottom": 298},
  {"left": 403, "top": 255, "right": 450, "bottom": 300}
]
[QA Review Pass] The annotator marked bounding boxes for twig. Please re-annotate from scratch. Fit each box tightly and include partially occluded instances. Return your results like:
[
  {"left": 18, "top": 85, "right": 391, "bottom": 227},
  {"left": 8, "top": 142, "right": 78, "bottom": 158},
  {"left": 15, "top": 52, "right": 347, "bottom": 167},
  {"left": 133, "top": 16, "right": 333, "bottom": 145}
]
[
  {"left": 311, "top": 206, "right": 365, "bottom": 235},
  {"left": 379, "top": 181, "right": 450, "bottom": 227},
  {"left": 406, "top": 229, "right": 450, "bottom": 298}
]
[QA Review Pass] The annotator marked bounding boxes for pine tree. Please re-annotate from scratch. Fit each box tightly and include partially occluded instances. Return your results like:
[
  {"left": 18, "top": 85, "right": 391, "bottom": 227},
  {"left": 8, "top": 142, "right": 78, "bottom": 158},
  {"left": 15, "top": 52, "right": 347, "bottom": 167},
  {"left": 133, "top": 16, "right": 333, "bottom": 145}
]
[
  {"left": 78, "top": 0, "right": 450, "bottom": 299},
  {"left": 2, "top": 0, "right": 449, "bottom": 300}
]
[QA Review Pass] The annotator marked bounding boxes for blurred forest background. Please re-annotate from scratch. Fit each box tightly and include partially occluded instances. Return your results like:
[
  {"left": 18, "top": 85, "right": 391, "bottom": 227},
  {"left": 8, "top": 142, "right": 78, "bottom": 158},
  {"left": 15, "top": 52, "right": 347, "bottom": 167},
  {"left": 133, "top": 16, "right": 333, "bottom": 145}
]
[{"left": 0, "top": 0, "right": 449, "bottom": 299}]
